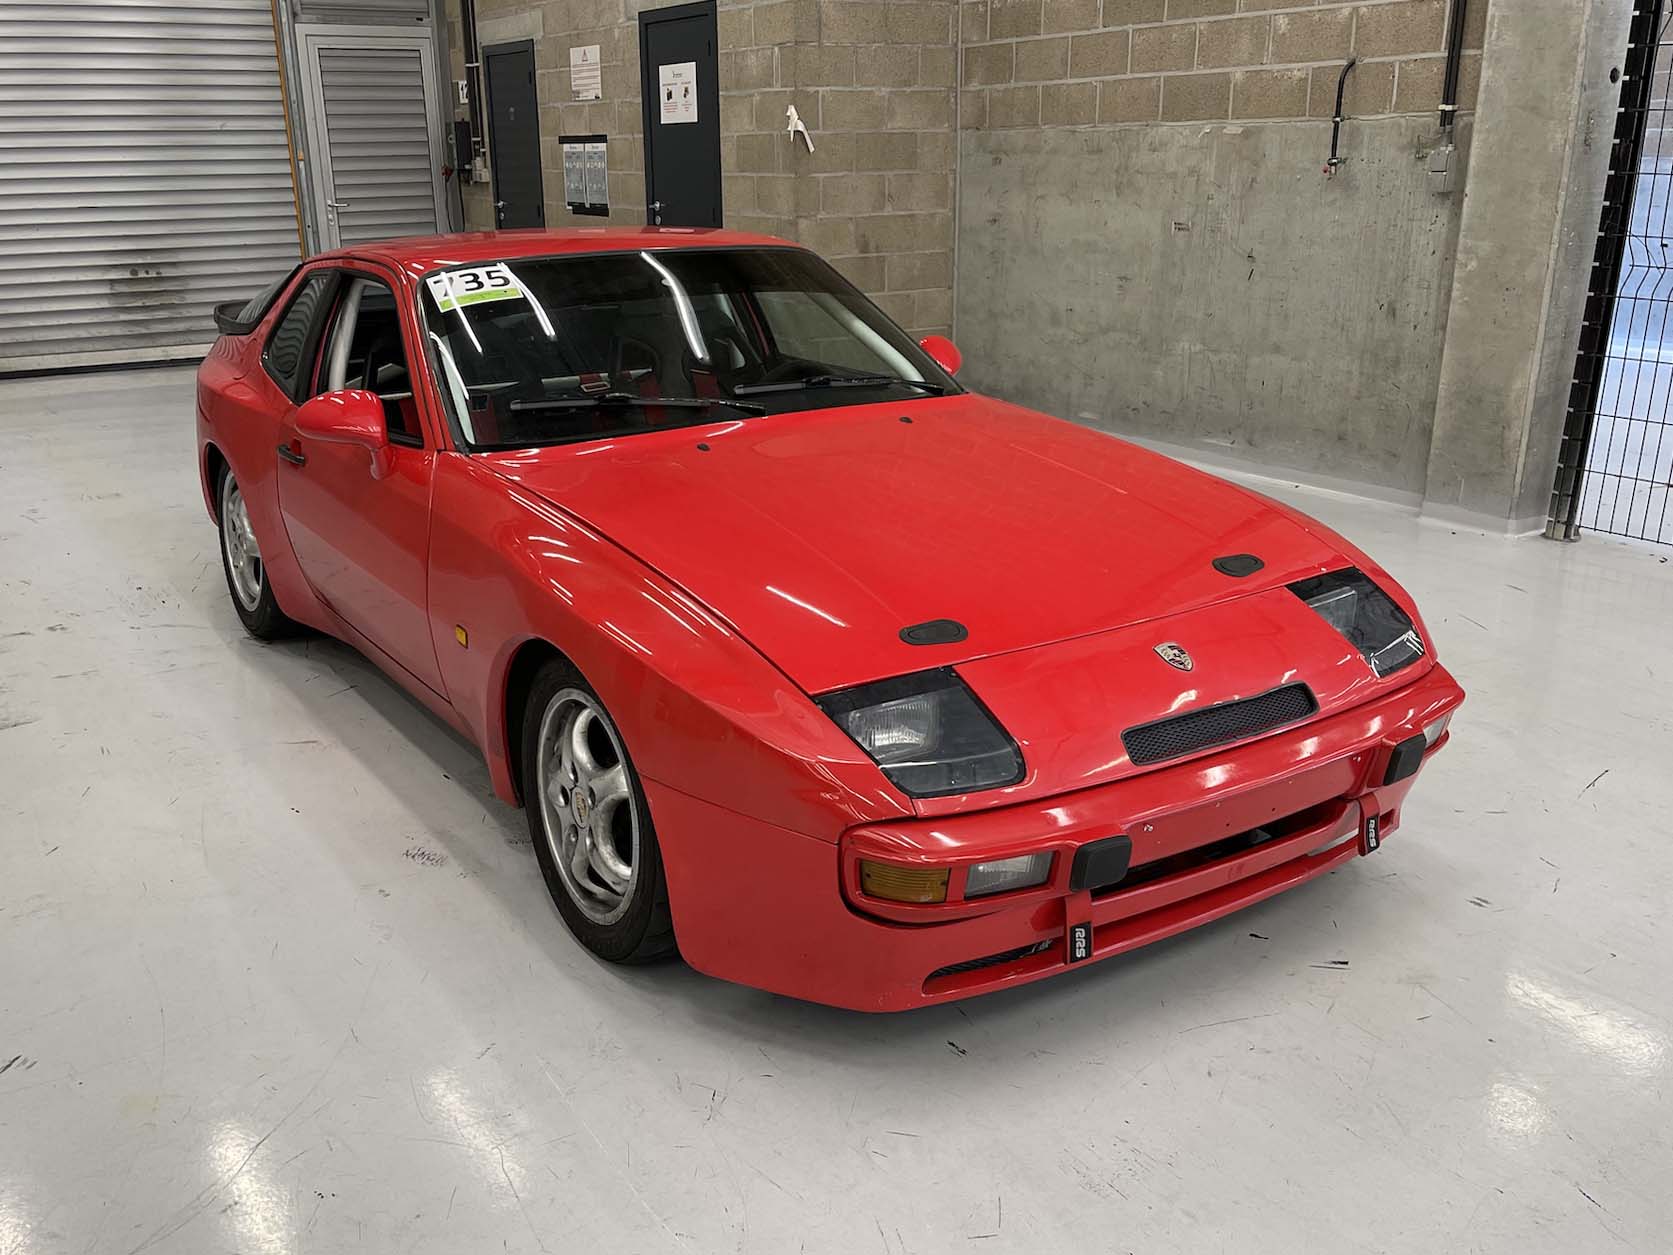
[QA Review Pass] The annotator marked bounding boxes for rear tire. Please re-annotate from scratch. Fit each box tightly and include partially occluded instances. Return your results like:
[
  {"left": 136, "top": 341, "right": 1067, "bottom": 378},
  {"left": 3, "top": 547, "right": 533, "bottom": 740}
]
[
  {"left": 521, "top": 659, "right": 676, "bottom": 964},
  {"left": 217, "top": 464, "right": 300, "bottom": 641}
]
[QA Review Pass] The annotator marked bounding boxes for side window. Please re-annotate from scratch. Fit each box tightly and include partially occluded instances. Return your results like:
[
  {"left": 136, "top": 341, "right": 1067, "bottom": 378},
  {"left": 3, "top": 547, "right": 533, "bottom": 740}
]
[
  {"left": 319, "top": 277, "right": 423, "bottom": 445},
  {"left": 262, "top": 273, "right": 336, "bottom": 401}
]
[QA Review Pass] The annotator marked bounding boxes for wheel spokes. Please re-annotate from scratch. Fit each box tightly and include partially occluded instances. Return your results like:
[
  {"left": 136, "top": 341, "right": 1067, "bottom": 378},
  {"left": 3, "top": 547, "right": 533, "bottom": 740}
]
[
  {"left": 590, "top": 763, "right": 629, "bottom": 811},
  {"left": 567, "top": 819, "right": 595, "bottom": 886},
  {"left": 587, "top": 812, "right": 632, "bottom": 892},
  {"left": 223, "top": 483, "right": 265, "bottom": 608},
  {"left": 538, "top": 691, "right": 640, "bottom": 923},
  {"left": 575, "top": 707, "right": 610, "bottom": 777}
]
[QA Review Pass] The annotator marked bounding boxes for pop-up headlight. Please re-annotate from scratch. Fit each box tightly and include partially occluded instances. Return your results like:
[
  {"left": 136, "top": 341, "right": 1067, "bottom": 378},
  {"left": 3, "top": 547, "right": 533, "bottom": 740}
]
[
  {"left": 1290, "top": 568, "right": 1426, "bottom": 678},
  {"left": 817, "top": 670, "right": 1024, "bottom": 798}
]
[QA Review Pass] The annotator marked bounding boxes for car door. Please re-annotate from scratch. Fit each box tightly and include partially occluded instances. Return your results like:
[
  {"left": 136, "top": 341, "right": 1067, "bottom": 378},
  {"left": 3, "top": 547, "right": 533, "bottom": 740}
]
[{"left": 275, "top": 265, "right": 448, "bottom": 696}]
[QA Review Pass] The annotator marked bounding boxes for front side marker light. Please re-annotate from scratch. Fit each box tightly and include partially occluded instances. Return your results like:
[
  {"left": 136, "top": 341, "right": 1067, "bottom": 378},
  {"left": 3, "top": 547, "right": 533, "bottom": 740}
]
[
  {"left": 859, "top": 860, "right": 949, "bottom": 905},
  {"left": 1423, "top": 713, "right": 1452, "bottom": 747},
  {"left": 964, "top": 852, "right": 1054, "bottom": 899}
]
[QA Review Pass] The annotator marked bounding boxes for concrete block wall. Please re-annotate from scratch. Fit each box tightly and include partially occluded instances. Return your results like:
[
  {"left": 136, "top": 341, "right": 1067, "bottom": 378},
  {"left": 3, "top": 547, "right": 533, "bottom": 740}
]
[
  {"left": 721, "top": 0, "right": 958, "bottom": 335},
  {"left": 445, "top": 0, "right": 957, "bottom": 336},
  {"left": 960, "top": 0, "right": 1487, "bottom": 130},
  {"left": 953, "top": 0, "right": 1497, "bottom": 503}
]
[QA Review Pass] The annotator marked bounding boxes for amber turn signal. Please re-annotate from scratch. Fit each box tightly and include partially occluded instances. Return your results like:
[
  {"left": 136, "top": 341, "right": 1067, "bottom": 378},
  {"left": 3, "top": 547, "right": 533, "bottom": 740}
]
[{"left": 859, "top": 860, "right": 950, "bottom": 904}]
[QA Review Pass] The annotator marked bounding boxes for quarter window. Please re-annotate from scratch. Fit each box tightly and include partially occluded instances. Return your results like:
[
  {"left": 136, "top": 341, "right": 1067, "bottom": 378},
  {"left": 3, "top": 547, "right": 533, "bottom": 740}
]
[{"left": 263, "top": 272, "right": 336, "bottom": 401}]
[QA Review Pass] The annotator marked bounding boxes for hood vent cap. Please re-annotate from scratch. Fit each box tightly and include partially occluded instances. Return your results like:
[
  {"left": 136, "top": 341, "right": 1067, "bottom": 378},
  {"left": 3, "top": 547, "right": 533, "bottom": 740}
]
[
  {"left": 1213, "top": 554, "right": 1265, "bottom": 578},
  {"left": 900, "top": 619, "right": 969, "bottom": 646}
]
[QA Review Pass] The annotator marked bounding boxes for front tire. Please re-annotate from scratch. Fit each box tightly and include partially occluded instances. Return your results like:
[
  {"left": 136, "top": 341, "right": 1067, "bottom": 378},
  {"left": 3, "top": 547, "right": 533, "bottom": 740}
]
[
  {"left": 217, "top": 465, "right": 299, "bottom": 641},
  {"left": 521, "top": 660, "right": 676, "bottom": 964}
]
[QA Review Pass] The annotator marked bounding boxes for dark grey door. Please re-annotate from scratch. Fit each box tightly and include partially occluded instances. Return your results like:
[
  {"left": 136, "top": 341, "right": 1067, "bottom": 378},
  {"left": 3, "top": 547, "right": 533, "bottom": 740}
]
[
  {"left": 638, "top": 1, "right": 721, "bottom": 228},
  {"left": 485, "top": 41, "right": 544, "bottom": 229}
]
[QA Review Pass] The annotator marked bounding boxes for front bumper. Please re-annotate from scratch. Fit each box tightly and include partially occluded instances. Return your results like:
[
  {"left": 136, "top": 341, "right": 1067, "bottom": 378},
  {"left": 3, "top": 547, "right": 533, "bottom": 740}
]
[{"left": 653, "top": 662, "right": 1463, "bottom": 1012}]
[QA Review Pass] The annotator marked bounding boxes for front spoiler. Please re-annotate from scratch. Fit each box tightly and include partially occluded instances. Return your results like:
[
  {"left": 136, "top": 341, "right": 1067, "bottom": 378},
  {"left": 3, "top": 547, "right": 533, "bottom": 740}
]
[{"left": 651, "top": 663, "right": 1463, "bottom": 1012}]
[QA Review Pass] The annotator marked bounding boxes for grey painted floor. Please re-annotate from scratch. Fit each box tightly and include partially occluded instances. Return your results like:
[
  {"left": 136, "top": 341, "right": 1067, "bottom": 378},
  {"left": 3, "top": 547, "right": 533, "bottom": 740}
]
[{"left": 2, "top": 366, "right": 1671, "bottom": 1254}]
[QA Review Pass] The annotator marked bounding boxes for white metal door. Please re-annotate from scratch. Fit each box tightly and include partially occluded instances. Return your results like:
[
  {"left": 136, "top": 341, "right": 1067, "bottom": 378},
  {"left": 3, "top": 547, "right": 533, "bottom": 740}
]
[
  {"left": 295, "top": 26, "right": 446, "bottom": 252},
  {"left": 0, "top": 0, "right": 302, "bottom": 373}
]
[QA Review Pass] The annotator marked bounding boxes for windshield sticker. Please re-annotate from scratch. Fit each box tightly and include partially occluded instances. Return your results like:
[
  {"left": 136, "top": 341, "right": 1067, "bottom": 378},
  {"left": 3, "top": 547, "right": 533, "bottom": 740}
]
[{"left": 426, "top": 263, "right": 524, "bottom": 313}]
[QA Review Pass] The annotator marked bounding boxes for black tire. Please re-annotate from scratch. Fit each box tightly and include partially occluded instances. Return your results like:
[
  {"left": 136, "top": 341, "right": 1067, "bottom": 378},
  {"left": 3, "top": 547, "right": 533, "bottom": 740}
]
[
  {"left": 216, "top": 463, "right": 301, "bottom": 641},
  {"left": 521, "top": 659, "right": 676, "bottom": 964}
]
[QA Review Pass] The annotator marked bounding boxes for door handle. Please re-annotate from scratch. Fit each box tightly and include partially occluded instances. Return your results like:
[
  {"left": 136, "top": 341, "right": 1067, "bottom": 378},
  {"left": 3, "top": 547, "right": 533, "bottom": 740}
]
[
  {"left": 494, "top": 200, "right": 507, "bottom": 210},
  {"left": 327, "top": 200, "right": 350, "bottom": 211},
  {"left": 278, "top": 443, "right": 307, "bottom": 467}
]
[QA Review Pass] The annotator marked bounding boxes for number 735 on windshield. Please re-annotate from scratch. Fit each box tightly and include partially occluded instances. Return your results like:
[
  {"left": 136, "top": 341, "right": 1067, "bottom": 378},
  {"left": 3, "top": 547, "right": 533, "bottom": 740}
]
[{"left": 425, "top": 263, "right": 526, "bottom": 313}]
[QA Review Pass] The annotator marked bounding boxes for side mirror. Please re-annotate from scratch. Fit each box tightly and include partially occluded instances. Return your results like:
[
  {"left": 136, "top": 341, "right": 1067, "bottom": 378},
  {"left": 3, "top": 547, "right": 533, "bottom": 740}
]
[
  {"left": 919, "top": 334, "right": 963, "bottom": 378},
  {"left": 294, "top": 390, "right": 394, "bottom": 479}
]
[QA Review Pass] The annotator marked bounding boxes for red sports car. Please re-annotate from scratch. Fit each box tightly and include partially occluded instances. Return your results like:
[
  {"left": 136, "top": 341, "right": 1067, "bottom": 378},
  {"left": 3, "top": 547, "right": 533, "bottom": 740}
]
[{"left": 197, "top": 228, "right": 1463, "bottom": 1012}]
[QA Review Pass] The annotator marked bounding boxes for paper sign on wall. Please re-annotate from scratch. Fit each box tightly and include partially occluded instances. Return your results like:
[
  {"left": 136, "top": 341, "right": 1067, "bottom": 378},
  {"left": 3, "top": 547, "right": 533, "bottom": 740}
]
[
  {"left": 658, "top": 61, "right": 698, "bottom": 124},
  {"left": 570, "top": 44, "right": 601, "bottom": 101},
  {"left": 561, "top": 143, "right": 587, "bottom": 205},
  {"left": 583, "top": 141, "right": 608, "bottom": 205},
  {"left": 560, "top": 134, "right": 610, "bottom": 216}
]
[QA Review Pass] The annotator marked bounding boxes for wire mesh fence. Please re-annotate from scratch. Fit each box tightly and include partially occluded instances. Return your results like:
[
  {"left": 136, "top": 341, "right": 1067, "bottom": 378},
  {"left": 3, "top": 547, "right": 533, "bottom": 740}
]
[{"left": 1549, "top": 1, "right": 1673, "bottom": 545}]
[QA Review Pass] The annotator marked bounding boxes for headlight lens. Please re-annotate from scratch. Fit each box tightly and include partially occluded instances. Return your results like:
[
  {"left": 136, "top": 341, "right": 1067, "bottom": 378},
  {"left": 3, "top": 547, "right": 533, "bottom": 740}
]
[
  {"left": 1290, "top": 568, "right": 1426, "bottom": 678},
  {"left": 817, "top": 670, "right": 1024, "bottom": 798},
  {"left": 964, "top": 852, "right": 1054, "bottom": 899}
]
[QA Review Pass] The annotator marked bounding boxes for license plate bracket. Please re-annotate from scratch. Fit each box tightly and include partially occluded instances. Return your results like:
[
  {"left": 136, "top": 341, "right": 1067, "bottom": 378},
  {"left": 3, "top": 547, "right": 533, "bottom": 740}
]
[{"left": 1360, "top": 811, "right": 1381, "bottom": 856}]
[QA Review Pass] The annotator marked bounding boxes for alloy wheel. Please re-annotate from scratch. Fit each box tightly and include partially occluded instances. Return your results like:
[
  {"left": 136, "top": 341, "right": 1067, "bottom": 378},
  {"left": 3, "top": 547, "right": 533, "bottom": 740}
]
[
  {"left": 535, "top": 688, "right": 641, "bottom": 925},
  {"left": 220, "top": 473, "right": 263, "bottom": 612}
]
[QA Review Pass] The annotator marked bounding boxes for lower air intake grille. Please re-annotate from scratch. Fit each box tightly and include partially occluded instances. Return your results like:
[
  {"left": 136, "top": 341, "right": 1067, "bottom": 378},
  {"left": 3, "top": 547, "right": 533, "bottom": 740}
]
[
  {"left": 926, "top": 940, "right": 1055, "bottom": 983},
  {"left": 1123, "top": 683, "right": 1318, "bottom": 767}
]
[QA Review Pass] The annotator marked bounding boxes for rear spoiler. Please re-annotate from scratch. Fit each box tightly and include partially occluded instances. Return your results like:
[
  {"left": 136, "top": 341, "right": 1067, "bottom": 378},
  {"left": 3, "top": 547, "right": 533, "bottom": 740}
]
[{"left": 213, "top": 300, "right": 262, "bottom": 337}]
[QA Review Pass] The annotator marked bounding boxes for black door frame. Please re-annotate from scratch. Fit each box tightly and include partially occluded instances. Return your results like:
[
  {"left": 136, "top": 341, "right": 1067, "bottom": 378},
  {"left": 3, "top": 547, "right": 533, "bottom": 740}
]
[
  {"left": 482, "top": 38, "right": 544, "bottom": 229},
  {"left": 637, "top": 0, "right": 722, "bottom": 228}
]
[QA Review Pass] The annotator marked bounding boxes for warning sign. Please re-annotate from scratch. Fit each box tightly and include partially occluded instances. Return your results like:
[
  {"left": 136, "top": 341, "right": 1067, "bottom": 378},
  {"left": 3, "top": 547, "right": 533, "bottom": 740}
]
[{"left": 570, "top": 44, "right": 601, "bottom": 101}]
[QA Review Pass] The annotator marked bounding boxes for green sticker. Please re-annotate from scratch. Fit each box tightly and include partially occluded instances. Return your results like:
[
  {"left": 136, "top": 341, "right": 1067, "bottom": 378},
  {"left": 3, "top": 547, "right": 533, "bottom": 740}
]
[{"left": 427, "top": 264, "right": 524, "bottom": 313}]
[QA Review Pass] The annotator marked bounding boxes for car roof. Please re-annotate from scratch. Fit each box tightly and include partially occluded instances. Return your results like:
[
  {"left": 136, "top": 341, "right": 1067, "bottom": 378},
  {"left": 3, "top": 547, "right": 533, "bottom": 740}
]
[{"left": 321, "top": 226, "right": 803, "bottom": 277}]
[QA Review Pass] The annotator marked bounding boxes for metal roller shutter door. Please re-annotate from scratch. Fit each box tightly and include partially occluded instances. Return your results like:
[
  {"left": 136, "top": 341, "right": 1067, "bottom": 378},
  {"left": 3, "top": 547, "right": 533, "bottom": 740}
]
[{"left": 0, "top": 0, "right": 302, "bottom": 373}]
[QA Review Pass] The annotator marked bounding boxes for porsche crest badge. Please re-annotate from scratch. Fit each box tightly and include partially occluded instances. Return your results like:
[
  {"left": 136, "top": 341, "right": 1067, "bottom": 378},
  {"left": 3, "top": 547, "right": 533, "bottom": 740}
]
[{"left": 1154, "top": 642, "right": 1194, "bottom": 672}]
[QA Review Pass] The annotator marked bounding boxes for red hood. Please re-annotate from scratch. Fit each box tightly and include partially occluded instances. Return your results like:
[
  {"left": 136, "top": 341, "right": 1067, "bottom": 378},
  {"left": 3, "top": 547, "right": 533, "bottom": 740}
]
[{"left": 482, "top": 396, "right": 1350, "bottom": 693}]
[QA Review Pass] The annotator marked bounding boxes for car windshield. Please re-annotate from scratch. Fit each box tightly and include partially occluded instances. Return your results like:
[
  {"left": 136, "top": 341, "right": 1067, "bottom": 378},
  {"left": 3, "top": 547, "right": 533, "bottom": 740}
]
[{"left": 418, "top": 247, "right": 958, "bottom": 449}]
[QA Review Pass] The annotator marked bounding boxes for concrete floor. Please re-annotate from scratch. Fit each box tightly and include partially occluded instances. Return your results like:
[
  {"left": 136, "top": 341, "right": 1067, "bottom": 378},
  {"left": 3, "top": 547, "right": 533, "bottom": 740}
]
[{"left": 3, "top": 365, "right": 1672, "bottom": 1255}]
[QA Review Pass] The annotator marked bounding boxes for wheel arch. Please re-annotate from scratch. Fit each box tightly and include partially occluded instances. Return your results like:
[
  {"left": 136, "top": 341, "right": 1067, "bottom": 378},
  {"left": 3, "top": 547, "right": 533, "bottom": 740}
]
[
  {"left": 203, "top": 441, "right": 229, "bottom": 520},
  {"left": 500, "top": 636, "right": 575, "bottom": 808}
]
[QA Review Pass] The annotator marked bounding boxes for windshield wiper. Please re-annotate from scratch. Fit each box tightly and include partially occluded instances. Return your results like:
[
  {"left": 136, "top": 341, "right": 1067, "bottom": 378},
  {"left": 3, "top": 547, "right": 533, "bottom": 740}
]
[
  {"left": 732, "top": 374, "right": 946, "bottom": 397},
  {"left": 509, "top": 391, "right": 767, "bottom": 417}
]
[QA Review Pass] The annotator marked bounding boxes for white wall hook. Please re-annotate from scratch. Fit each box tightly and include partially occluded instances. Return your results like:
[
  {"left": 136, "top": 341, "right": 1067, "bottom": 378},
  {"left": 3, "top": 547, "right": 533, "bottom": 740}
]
[{"left": 786, "top": 104, "right": 815, "bottom": 154}]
